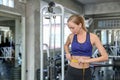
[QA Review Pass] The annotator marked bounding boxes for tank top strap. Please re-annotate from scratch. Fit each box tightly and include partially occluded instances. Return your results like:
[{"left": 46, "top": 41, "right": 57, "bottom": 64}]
[
  {"left": 86, "top": 32, "right": 90, "bottom": 42},
  {"left": 73, "top": 34, "right": 77, "bottom": 42}
]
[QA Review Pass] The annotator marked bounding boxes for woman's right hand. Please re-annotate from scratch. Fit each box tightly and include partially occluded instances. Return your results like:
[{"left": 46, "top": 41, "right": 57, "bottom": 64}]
[{"left": 65, "top": 53, "right": 71, "bottom": 61}]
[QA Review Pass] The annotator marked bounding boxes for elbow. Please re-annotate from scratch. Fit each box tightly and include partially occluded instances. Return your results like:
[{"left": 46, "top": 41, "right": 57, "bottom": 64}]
[
  {"left": 104, "top": 54, "right": 109, "bottom": 61},
  {"left": 64, "top": 44, "right": 68, "bottom": 49},
  {"left": 105, "top": 57, "right": 108, "bottom": 61}
]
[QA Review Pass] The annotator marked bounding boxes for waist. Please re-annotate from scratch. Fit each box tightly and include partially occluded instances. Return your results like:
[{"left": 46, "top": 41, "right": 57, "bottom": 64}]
[
  {"left": 71, "top": 59, "right": 79, "bottom": 63},
  {"left": 70, "top": 59, "right": 90, "bottom": 69}
]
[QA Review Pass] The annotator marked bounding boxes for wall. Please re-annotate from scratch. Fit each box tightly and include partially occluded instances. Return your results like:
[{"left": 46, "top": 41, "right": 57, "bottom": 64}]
[{"left": 84, "top": 2, "right": 120, "bottom": 15}]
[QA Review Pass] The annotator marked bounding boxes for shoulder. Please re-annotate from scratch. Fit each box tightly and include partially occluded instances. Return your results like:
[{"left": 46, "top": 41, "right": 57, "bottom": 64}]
[
  {"left": 89, "top": 32, "right": 98, "bottom": 39},
  {"left": 89, "top": 32, "right": 100, "bottom": 44},
  {"left": 68, "top": 33, "right": 74, "bottom": 39},
  {"left": 67, "top": 33, "right": 74, "bottom": 43}
]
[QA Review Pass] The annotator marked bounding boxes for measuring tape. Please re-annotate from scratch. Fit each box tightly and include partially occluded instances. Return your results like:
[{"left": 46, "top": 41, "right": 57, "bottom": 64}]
[
  {"left": 71, "top": 59, "right": 85, "bottom": 80},
  {"left": 71, "top": 59, "right": 79, "bottom": 63},
  {"left": 82, "top": 63, "right": 85, "bottom": 80}
]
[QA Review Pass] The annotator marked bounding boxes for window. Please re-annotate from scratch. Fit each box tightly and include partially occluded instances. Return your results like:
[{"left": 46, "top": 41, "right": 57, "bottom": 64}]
[
  {"left": 101, "top": 30, "right": 107, "bottom": 45},
  {"left": 64, "top": 18, "right": 71, "bottom": 43},
  {"left": 0, "top": 0, "right": 3, "bottom": 4},
  {"left": 0, "top": 0, "right": 14, "bottom": 8},
  {"left": 43, "top": 16, "right": 71, "bottom": 49},
  {"left": 9, "top": 0, "right": 14, "bottom": 7},
  {"left": 98, "top": 19, "right": 120, "bottom": 28},
  {"left": 3, "top": 0, "right": 8, "bottom": 6}
]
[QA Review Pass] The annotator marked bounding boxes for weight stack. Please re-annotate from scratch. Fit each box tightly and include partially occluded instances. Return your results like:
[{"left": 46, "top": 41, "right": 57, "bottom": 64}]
[
  {"left": 36, "top": 69, "right": 48, "bottom": 80},
  {"left": 12, "top": 67, "right": 21, "bottom": 80},
  {"left": 37, "top": 69, "right": 40, "bottom": 80}
]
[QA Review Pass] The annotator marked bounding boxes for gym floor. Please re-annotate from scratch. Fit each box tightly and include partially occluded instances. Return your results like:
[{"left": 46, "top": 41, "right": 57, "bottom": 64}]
[
  {"left": 91, "top": 65, "right": 120, "bottom": 80},
  {"left": 0, "top": 60, "right": 120, "bottom": 80},
  {"left": 91, "top": 58, "right": 120, "bottom": 80}
]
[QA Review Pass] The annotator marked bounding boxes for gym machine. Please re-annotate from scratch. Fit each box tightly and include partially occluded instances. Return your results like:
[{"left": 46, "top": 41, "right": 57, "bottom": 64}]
[
  {"left": 40, "top": 2, "right": 65, "bottom": 80},
  {"left": 91, "top": 29, "right": 120, "bottom": 80}
]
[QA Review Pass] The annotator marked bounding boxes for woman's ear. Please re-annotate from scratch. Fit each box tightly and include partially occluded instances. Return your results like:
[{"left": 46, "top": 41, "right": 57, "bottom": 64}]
[{"left": 78, "top": 23, "right": 82, "bottom": 27}]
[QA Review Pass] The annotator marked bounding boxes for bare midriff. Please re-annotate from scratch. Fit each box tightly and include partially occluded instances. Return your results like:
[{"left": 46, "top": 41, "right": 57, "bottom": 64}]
[{"left": 70, "top": 56, "right": 91, "bottom": 69}]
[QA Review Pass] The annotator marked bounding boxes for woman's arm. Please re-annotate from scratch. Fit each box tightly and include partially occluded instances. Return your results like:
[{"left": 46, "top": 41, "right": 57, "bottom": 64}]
[
  {"left": 85, "top": 33, "right": 108, "bottom": 63},
  {"left": 64, "top": 34, "right": 72, "bottom": 60}
]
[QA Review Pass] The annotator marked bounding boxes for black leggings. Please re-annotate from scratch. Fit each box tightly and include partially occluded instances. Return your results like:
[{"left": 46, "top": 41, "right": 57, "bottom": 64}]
[{"left": 65, "top": 65, "right": 92, "bottom": 80}]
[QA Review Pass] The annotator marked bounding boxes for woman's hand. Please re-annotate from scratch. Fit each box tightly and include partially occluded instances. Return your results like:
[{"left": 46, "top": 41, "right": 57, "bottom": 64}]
[
  {"left": 78, "top": 57, "right": 90, "bottom": 63},
  {"left": 65, "top": 53, "right": 71, "bottom": 61}
]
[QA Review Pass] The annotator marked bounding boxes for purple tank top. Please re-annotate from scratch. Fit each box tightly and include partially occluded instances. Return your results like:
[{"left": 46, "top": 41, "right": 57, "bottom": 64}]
[{"left": 71, "top": 32, "right": 92, "bottom": 57}]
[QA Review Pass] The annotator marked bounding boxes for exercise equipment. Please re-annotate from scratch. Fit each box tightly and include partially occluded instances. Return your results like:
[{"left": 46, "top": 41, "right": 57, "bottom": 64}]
[
  {"left": 90, "top": 57, "right": 120, "bottom": 80},
  {"left": 94, "top": 29, "right": 120, "bottom": 57},
  {"left": 40, "top": 2, "right": 65, "bottom": 80},
  {"left": 53, "top": 54, "right": 68, "bottom": 80}
]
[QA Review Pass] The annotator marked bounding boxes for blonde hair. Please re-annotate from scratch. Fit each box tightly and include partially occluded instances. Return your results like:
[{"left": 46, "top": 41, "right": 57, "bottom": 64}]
[{"left": 67, "top": 14, "right": 87, "bottom": 31}]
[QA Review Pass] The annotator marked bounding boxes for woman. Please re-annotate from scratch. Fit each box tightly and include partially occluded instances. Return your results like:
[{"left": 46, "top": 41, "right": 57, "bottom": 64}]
[{"left": 64, "top": 14, "right": 108, "bottom": 80}]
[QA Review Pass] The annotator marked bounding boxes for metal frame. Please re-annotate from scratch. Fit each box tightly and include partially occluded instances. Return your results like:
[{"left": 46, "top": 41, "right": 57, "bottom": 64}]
[
  {"left": 40, "top": 2, "right": 64, "bottom": 80},
  {"left": 94, "top": 29, "right": 120, "bottom": 58}
]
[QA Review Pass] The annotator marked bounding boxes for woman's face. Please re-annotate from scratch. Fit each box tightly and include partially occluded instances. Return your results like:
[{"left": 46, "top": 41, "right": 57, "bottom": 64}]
[{"left": 67, "top": 21, "right": 81, "bottom": 34}]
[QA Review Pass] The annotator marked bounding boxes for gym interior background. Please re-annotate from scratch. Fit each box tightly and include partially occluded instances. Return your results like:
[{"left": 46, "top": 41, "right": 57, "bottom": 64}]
[{"left": 0, "top": 0, "right": 120, "bottom": 80}]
